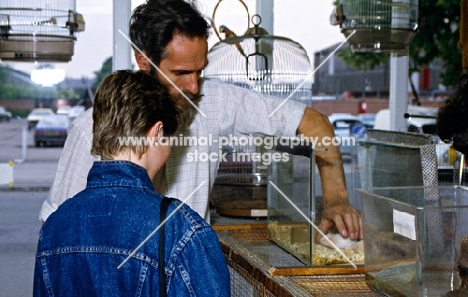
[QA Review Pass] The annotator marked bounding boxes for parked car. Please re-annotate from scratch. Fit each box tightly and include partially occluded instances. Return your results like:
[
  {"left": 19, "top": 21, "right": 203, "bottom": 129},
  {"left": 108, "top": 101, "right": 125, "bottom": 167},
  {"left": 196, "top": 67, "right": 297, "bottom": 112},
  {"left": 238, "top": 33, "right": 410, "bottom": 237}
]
[
  {"left": 374, "top": 106, "right": 438, "bottom": 132},
  {"left": 407, "top": 117, "right": 437, "bottom": 135},
  {"left": 27, "top": 108, "right": 55, "bottom": 129},
  {"left": 0, "top": 106, "right": 12, "bottom": 122},
  {"left": 373, "top": 108, "right": 453, "bottom": 177},
  {"left": 68, "top": 105, "right": 86, "bottom": 122},
  {"left": 328, "top": 113, "right": 366, "bottom": 155},
  {"left": 56, "top": 105, "right": 72, "bottom": 116},
  {"left": 357, "top": 113, "right": 375, "bottom": 129},
  {"left": 34, "top": 115, "right": 69, "bottom": 147}
]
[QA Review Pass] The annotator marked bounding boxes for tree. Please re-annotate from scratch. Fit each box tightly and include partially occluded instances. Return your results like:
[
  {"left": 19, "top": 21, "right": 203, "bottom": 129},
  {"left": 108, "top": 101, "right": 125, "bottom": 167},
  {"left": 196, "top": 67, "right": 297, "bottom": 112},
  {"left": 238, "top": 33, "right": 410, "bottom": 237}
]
[
  {"left": 410, "top": 0, "right": 461, "bottom": 87},
  {"left": 57, "top": 87, "right": 81, "bottom": 99},
  {"left": 93, "top": 56, "right": 112, "bottom": 88},
  {"left": 337, "top": 48, "right": 389, "bottom": 72},
  {"left": 0, "top": 64, "right": 42, "bottom": 99},
  {"left": 0, "top": 63, "right": 9, "bottom": 84}
]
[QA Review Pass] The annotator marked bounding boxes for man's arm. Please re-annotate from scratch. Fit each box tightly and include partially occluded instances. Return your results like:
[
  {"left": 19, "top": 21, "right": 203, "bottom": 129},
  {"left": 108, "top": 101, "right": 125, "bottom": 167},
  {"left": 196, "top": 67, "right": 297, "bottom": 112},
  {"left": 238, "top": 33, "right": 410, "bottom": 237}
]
[
  {"left": 210, "top": 81, "right": 361, "bottom": 238},
  {"left": 297, "top": 108, "right": 362, "bottom": 240}
]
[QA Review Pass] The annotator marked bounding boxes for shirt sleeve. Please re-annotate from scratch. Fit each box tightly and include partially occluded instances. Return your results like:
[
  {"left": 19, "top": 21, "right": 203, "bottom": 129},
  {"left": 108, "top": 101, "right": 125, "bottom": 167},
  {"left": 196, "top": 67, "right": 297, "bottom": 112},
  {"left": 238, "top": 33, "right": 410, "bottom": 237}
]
[
  {"left": 38, "top": 109, "right": 97, "bottom": 222},
  {"left": 209, "top": 79, "right": 307, "bottom": 138}
]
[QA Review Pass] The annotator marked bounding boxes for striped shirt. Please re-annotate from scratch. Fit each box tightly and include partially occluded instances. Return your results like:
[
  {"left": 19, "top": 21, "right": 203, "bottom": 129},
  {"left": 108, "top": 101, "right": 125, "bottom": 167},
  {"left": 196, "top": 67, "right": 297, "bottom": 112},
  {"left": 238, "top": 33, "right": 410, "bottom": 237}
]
[{"left": 39, "top": 78, "right": 306, "bottom": 222}]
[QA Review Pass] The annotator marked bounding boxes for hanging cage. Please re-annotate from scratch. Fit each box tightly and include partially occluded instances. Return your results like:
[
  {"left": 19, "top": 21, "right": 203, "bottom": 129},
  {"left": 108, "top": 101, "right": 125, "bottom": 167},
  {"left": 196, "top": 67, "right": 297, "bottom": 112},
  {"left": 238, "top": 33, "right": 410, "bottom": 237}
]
[
  {"left": 0, "top": 0, "right": 85, "bottom": 62},
  {"left": 204, "top": 3, "right": 313, "bottom": 217},
  {"left": 204, "top": 15, "right": 313, "bottom": 99},
  {"left": 330, "top": 0, "right": 419, "bottom": 55}
]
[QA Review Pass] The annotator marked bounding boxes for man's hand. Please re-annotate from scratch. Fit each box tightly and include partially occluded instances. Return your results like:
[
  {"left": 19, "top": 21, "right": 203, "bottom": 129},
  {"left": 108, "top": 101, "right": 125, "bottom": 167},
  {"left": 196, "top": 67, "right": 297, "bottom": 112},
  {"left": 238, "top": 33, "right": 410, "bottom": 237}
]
[{"left": 320, "top": 199, "right": 362, "bottom": 241}]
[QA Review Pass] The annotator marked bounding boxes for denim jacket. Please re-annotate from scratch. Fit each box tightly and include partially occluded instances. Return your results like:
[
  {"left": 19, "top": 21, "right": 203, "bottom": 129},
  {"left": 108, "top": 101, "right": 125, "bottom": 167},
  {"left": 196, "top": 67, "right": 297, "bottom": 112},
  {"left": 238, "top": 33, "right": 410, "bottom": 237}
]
[{"left": 33, "top": 161, "right": 230, "bottom": 297}]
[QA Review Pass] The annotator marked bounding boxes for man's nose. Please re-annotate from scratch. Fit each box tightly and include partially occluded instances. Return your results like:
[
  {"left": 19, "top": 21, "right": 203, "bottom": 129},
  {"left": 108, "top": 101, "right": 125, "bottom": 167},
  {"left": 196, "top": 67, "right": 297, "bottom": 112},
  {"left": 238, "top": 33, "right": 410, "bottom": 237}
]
[{"left": 184, "top": 74, "right": 199, "bottom": 95}]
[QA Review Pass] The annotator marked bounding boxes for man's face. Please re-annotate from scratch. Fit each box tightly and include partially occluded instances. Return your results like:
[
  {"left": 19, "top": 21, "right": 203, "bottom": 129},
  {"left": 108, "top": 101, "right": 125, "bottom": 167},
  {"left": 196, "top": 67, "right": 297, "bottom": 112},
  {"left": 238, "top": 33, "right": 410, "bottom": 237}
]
[
  {"left": 156, "top": 34, "right": 208, "bottom": 100},
  {"left": 137, "top": 34, "right": 208, "bottom": 127}
]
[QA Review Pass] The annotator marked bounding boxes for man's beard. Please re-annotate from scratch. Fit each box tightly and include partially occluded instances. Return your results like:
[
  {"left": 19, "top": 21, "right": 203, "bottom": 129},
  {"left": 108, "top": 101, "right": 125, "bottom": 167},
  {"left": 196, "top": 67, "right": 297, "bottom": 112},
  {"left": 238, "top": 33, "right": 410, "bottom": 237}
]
[{"left": 174, "top": 92, "right": 202, "bottom": 128}]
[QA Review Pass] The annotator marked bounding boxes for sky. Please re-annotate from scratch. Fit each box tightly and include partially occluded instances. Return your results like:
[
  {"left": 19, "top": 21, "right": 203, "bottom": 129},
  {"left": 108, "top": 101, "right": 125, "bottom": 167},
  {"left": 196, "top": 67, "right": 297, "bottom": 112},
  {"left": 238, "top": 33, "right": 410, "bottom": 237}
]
[{"left": 2, "top": 0, "right": 345, "bottom": 80}]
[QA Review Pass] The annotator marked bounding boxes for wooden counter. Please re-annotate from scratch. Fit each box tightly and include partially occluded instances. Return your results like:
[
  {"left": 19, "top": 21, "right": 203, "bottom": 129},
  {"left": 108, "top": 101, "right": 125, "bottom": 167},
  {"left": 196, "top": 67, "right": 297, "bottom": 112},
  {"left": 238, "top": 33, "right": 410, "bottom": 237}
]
[{"left": 211, "top": 213, "right": 385, "bottom": 297}]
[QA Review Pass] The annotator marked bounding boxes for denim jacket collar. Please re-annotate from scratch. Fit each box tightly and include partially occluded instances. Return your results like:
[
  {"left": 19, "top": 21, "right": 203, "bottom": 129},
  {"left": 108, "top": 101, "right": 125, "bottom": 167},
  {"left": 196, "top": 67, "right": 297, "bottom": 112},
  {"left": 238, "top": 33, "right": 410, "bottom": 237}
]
[{"left": 86, "top": 160, "right": 154, "bottom": 190}]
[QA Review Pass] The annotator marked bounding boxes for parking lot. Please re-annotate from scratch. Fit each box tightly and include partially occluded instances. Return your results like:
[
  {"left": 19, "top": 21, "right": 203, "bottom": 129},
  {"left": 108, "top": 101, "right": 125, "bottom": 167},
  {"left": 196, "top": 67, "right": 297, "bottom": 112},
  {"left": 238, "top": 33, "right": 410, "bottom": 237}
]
[{"left": 0, "top": 118, "right": 61, "bottom": 297}]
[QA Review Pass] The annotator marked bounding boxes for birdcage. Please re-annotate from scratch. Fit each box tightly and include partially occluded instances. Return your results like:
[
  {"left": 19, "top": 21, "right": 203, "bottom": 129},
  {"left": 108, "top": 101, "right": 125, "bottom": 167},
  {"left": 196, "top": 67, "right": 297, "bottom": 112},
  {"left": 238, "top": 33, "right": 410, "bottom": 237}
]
[
  {"left": 204, "top": 16, "right": 312, "bottom": 99},
  {"left": 0, "top": 0, "right": 85, "bottom": 62},
  {"left": 331, "top": 0, "right": 419, "bottom": 54},
  {"left": 204, "top": 8, "right": 313, "bottom": 217}
]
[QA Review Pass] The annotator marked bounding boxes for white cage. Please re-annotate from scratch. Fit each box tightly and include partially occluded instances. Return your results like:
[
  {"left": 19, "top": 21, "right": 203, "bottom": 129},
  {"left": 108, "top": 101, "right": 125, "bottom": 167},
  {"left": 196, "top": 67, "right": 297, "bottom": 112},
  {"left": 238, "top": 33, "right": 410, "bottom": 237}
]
[
  {"left": 0, "top": 0, "right": 84, "bottom": 62},
  {"left": 204, "top": 13, "right": 313, "bottom": 217}
]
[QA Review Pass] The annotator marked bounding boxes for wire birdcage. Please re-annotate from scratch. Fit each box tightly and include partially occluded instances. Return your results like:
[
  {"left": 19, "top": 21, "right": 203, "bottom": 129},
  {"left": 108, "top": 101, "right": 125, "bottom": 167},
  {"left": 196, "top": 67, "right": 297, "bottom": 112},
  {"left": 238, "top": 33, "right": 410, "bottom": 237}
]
[
  {"left": 204, "top": 10, "right": 313, "bottom": 217},
  {"left": 204, "top": 18, "right": 312, "bottom": 99},
  {"left": 332, "top": 0, "right": 419, "bottom": 54},
  {"left": 0, "top": 0, "right": 84, "bottom": 62}
]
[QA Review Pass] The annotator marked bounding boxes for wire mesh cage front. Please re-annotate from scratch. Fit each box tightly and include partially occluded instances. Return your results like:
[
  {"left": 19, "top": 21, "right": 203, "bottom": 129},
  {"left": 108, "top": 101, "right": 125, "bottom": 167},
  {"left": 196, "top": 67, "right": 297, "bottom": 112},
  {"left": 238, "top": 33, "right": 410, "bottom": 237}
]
[
  {"left": 353, "top": 130, "right": 440, "bottom": 212},
  {"left": 337, "top": 0, "right": 419, "bottom": 53},
  {"left": 340, "top": 0, "right": 419, "bottom": 30},
  {"left": 356, "top": 130, "right": 438, "bottom": 189},
  {"left": 204, "top": 34, "right": 313, "bottom": 99},
  {"left": 0, "top": 0, "right": 84, "bottom": 61}
]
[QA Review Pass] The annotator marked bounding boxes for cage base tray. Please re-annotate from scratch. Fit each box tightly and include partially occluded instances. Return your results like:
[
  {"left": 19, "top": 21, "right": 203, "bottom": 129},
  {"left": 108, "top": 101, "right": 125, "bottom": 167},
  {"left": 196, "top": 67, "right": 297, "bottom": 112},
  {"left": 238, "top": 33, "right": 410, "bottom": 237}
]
[{"left": 216, "top": 199, "right": 267, "bottom": 217}]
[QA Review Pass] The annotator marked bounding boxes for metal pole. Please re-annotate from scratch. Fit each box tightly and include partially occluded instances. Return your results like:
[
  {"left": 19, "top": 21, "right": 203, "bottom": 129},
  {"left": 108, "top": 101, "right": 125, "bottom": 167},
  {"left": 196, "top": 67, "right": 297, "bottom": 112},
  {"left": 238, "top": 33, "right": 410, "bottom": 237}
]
[
  {"left": 389, "top": 54, "right": 409, "bottom": 131},
  {"left": 113, "top": 0, "right": 132, "bottom": 72},
  {"left": 15, "top": 121, "right": 28, "bottom": 163},
  {"left": 256, "top": 0, "right": 274, "bottom": 34},
  {"left": 388, "top": 0, "right": 410, "bottom": 131},
  {"left": 21, "top": 124, "right": 27, "bottom": 161}
]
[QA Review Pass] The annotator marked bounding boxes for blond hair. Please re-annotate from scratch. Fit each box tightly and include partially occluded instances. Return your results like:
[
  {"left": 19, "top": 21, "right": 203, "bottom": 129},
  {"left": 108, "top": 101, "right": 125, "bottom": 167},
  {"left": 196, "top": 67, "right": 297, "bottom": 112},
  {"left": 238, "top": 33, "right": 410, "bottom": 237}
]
[{"left": 91, "top": 70, "right": 178, "bottom": 160}]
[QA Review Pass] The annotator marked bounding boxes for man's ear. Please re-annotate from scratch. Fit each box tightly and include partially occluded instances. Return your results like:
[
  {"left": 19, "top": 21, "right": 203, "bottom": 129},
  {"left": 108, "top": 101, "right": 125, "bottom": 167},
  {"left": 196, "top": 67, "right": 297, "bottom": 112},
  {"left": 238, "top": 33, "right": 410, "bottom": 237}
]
[{"left": 135, "top": 51, "right": 151, "bottom": 71}]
